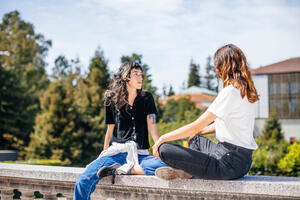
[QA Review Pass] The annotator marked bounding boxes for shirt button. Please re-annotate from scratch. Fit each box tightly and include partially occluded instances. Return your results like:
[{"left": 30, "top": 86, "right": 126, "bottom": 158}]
[
  {"left": 133, "top": 127, "right": 136, "bottom": 130},
  {"left": 132, "top": 117, "right": 134, "bottom": 120}
]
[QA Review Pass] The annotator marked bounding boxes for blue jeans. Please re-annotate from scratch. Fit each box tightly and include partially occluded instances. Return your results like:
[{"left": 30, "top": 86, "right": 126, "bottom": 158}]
[{"left": 74, "top": 153, "right": 166, "bottom": 200}]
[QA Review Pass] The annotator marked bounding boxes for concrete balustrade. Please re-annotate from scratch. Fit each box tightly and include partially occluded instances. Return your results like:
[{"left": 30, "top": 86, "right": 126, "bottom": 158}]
[{"left": 0, "top": 163, "right": 300, "bottom": 200}]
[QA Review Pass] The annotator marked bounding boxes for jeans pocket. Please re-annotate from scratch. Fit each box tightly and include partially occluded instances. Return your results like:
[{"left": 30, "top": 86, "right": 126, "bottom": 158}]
[{"left": 222, "top": 150, "right": 249, "bottom": 178}]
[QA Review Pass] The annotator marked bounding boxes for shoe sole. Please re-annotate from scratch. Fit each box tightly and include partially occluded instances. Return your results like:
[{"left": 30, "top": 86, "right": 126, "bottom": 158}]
[
  {"left": 155, "top": 167, "right": 192, "bottom": 180},
  {"left": 97, "top": 163, "right": 121, "bottom": 178}
]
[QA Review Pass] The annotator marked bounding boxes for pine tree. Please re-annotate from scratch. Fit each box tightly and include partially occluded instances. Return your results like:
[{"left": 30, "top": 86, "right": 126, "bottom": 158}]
[
  {"left": 87, "top": 46, "right": 110, "bottom": 89},
  {"left": 250, "top": 112, "right": 288, "bottom": 176},
  {"left": 27, "top": 49, "right": 110, "bottom": 166},
  {"left": 204, "top": 56, "right": 218, "bottom": 91},
  {"left": 0, "top": 64, "right": 25, "bottom": 150},
  {"left": 187, "top": 59, "right": 201, "bottom": 87},
  {"left": 167, "top": 84, "right": 175, "bottom": 96},
  {"left": 162, "top": 84, "right": 167, "bottom": 98},
  {"left": 261, "top": 112, "right": 284, "bottom": 142},
  {"left": 0, "top": 11, "right": 51, "bottom": 152},
  {"left": 52, "top": 55, "right": 71, "bottom": 78}
]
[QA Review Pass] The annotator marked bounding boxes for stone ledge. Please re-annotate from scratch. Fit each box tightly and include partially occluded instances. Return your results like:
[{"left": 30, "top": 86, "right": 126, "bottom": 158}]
[{"left": 1, "top": 163, "right": 300, "bottom": 199}]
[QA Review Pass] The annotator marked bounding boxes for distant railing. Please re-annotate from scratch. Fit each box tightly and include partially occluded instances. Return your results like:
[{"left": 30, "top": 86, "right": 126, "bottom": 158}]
[
  {"left": 1, "top": 163, "right": 300, "bottom": 200},
  {"left": 0, "top": 163, "right": 81, "bottom": 199}
]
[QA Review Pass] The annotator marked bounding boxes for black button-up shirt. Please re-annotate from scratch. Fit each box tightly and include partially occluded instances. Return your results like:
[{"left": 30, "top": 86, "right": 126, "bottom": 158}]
[{"left": 104, "top": 91, "right": 157, "bottom": 149}]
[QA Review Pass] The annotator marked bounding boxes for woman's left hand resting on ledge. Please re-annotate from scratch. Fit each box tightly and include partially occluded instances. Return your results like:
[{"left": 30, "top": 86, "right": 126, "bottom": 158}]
[{"left": 152, "top": 111, "right": 217, "bottom": 159}]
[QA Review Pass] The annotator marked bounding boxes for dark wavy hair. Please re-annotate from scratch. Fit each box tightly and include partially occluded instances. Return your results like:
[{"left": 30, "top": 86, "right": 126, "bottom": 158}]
[
  {"left": 104, "top": 62, "right": 143, "bottom": 113},
  {"left": 214, "top": 44, "right": 259, "bottom": 103}
]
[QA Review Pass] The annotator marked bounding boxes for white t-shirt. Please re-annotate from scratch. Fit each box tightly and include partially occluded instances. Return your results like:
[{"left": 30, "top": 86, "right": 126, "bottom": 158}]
[{"left": 207, "top": 85, "right": 258, "bottom": 150}]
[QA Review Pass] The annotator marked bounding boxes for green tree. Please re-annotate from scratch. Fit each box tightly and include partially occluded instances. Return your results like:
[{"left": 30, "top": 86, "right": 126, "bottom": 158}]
[
  {"left": 0, "top": 64, "right": 25, "bottom": 150},
  {"left": 261, "top": 113, "right": 284, "bottom": 142},
  {"left": 278, "top": 142, "right": 300, "bottom": 176},
  {"left": 0, "top": 11, "right": 51, "bottom": 152},
  {"left": 250, "top": 113, "right": 288, "bottom": 176},
  {"left": 162, "top": 84, "right": 167, "bottom": 98},
  {"left": 52, "top": 55, "right": 71, "bottom": 78},
  {"left": 167, "top": 84, "right": 175, "bottom": 96},
  {"left": 87, "top": 46, "right": 110, "bottom": 89},
  {"left": 160, "top": 98, "right": 200, "bottom": 123},
  {"left": 160, "top": 99, "right": 178, "bottom": 122},
  {"left": 52, "top": 55, "right": 82, "bottom": 80},
  {"left": 27, "top": 49, "right": 110, "bottom": 166},
  {"left": 187, "top": 59, "right": 201, "bottom": 87},
  {"left": 204, "top": 56, "right": 218, "bottom": 92},
  {"left": 149, "top": 98, "right": 202, "bottom": 154}
]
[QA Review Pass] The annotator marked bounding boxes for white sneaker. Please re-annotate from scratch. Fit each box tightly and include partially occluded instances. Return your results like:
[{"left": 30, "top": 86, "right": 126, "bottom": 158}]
[{"left": 155, "top": 167, "right": 192, "bottom": 180}]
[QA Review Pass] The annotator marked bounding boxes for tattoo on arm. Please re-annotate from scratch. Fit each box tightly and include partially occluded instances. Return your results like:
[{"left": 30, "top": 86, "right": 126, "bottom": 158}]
[{"left": 148, "top": 114, "right": 156, "bottom": 124}]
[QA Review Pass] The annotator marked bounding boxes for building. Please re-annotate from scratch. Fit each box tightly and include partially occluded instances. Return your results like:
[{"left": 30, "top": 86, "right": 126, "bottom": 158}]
[
  {"left": 252, "top": 57, "right": 300, "bottom": 140},
  {"left": 159, "top": 86, "right": 217, "bottom": 109}
]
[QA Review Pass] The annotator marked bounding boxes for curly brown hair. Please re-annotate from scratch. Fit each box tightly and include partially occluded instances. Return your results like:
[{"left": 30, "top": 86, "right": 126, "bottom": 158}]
[
  {"left": 214, "top": 44, "right": 259, "bottom": 103},
  {"left": 104, "top": 62, "right": 143, "bottom": 113}
]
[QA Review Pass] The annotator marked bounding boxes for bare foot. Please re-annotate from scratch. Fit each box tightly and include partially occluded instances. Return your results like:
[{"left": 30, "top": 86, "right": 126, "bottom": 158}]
[{"left": 131, "top": 164, "right": 144, "bottom": 175}]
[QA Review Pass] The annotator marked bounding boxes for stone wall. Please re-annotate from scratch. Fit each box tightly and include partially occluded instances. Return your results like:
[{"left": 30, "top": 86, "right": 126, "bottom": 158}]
[{"left": 0, "top": 163, "right": 300, "bottom": 200}]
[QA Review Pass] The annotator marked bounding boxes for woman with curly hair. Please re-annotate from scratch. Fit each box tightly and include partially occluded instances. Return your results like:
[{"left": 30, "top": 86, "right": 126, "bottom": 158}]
[
  {"left": 74, "top": 62, "right": 166, "bottom": 199},
  {"left": 153, "top": 44, "right": 259, "bottom": 180}
]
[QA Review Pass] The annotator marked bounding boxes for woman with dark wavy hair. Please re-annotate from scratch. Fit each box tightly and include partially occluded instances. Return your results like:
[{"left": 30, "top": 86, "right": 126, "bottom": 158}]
[
  {"left": 153, "top": 44, "right": 259, "bottom": 180},
  {"left": 74, "top": 62, "right": 166, "bottom": 199}
]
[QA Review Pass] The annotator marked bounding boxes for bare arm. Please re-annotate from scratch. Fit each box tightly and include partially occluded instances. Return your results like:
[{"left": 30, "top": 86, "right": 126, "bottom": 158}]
[
  {"left": 152, "top": 111, "right": 217, "bottom": 158},
  {"left": 103, "top": 124, "right": 115, "bottom": 150},
  {"left": 188, "top": 123, "right": 215, "bottom": 143},
  {"left": 147, "top": 113, "right": 160, "bottom": 143},
  {"left": 200, "top": 123, "right": 216, "bottom": 135}
]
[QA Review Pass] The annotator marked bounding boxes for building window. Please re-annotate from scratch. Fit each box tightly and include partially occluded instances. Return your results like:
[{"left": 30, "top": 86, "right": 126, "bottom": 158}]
[{"left": 268, "top": 72, "right": 300, "bottom": 119}]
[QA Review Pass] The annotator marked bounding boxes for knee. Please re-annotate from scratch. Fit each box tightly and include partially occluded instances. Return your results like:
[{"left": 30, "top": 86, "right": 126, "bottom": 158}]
[
  {"left": 75, "top": 174, "right": 89, "bottom": 186},
  {"left": 140, "top": 156, "right": 167, "bottom": 175},
  {"left": 158, "top": 143, "right": 172, "bottom": 161}
]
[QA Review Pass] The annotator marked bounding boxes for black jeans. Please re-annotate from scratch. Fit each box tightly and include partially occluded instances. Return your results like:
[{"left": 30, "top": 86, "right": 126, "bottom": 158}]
[{"left": 158, "top": 136, "right": 253, "bottom": 180}]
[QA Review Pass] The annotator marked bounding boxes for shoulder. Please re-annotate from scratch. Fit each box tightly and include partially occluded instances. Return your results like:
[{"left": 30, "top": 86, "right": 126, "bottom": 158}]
[
  {"left": 138, "top": 91, "right": 155, "bottom": 105},
  {"left": 104, "top": 97, "right": 114, "bottom": 108},
  {"left": 144, "top": 91, "right": 153, "bottom": 97},
  {"left": 213, "top": 85, "right": 237, "bottom": 104},
  {"left": 219, "top": 85, "right": 238, "bottom": 97},
  {"left": 140, "top": 91, "right": 154, "bottom": 99},
  {"left": 221, "top": 85, "right": 235, "bottom": 92}
]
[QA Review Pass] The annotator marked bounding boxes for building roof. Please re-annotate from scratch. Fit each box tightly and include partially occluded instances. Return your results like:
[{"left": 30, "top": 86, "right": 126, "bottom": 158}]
[
  {"left": 159, "top": 86, "right": 217, "bottom": 109},
  {"left": 252, "top": 57, "right": 300, "bottom": 75},
  {"left": 178, "top": 86, "right": 218, "bottom": 96},
  {"left": 159, "top": 94, "right": 216, "bottom": 109}
]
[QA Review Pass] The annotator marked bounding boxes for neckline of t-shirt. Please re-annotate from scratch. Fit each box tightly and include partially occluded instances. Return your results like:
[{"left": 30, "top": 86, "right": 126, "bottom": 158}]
[{"left": 128, "top": 93, "right": 143, "bottom": 107}]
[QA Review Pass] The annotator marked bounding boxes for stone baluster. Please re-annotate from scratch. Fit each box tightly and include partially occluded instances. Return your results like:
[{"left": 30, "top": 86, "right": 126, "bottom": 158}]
[
  {"left": 61, "top": 195, "right": 73, "bottom": 200},
  {"left": 0, "top": 188, "right": 14, "bottom": 200},
  {"left": 20, "top": 189, "right": 35, "bottom": 200},
  {"left": 43, "top": 192, "right": 57, "bottom": 200},
  {"left": 57, "top": 197, "right": 69, "bottom": 200}
]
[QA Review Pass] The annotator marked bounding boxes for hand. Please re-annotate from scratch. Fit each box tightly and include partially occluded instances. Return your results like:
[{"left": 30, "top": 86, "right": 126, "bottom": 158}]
[
  {"left": 188, "top": 134, "right": 197, "bottom": 144},
  {"left": 152, "top": 137, "right": 164, "bottom": 159}
]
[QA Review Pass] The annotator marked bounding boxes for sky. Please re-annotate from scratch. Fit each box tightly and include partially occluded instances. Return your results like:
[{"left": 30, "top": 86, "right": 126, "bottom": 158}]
[{"left": 1, "top": 0, "right": 300, "bottom": 94}]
